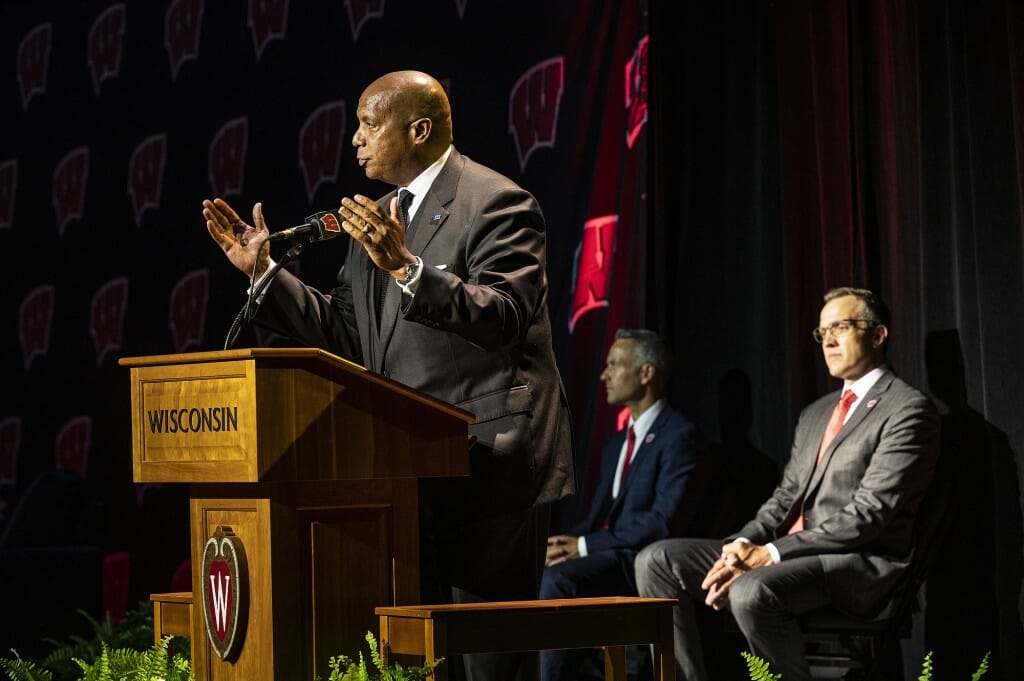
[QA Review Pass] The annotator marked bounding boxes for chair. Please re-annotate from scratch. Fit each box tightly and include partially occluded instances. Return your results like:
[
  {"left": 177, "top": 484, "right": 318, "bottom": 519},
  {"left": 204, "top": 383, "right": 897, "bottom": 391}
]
[{"left": 798, "top": 440, "right": 954, "bottom": 680}]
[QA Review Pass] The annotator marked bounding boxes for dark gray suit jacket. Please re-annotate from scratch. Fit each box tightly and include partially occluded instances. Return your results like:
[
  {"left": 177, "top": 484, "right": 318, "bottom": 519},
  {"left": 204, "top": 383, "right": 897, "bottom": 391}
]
[
  {"left": 731, "top": 369, "right": 939, "bottom": 615},
  {"left": 256, "top": 148, "right": 575, "bottom": 515}
]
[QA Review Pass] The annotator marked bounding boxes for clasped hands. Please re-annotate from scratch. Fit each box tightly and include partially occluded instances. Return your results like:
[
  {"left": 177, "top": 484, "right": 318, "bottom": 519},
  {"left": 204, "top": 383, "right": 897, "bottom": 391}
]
[
  {"left": 701, "top": 540, "right": 773, "bottom": 611},
  {"left": 545, "top": 534, "right": 580, "bottom": 567},
  {"left": 203, "top": 194, "right": 416, "bottom": 280}
]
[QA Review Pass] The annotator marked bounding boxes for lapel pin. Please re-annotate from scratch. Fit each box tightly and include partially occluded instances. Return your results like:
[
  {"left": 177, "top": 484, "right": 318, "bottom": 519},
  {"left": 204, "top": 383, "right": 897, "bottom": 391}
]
[
  {"left": 867, "top": 399, "right": 877, "bottom": 408},
  {"left": 645, "top": 433, "right": 655, "bottom": 444},
  {"left": 432, "top": 214, "right": 442, "bottom": 222}
]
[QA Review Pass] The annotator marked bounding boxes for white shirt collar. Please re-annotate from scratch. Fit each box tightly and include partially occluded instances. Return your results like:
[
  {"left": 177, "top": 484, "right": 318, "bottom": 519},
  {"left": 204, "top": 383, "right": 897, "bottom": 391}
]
[
  {"left": 841, "top": 365, "right": 887, "bottom": 423},
  {"left": 629, "top": 398, "right": 666, "bottom": 442},
  {"left": 611, "top": 398, "right": 666, "bottom": 498},
  {"left": 401, "top": 145, "right": 453, "bottom": 224},
  {"left": 845, "top": 365, "right": 886, "bottom": 399}
]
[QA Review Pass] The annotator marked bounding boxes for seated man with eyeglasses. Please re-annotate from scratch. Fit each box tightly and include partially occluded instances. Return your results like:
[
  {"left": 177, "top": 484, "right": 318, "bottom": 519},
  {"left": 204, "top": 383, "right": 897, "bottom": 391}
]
[{"left": 634, "top": 286, "right": 940, "bottom": 681}]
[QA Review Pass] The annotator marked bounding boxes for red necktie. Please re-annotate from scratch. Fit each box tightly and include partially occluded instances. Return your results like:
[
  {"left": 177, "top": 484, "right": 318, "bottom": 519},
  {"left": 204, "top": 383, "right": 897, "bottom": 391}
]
[{"left": 788, "top": 389, "right": 856, "bottom": 535}]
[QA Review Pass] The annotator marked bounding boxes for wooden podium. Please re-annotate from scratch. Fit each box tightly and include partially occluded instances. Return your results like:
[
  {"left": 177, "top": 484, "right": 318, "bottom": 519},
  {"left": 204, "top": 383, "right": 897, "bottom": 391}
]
[{"left": 120, "top": 349, "right": 472, "bottom": 681}]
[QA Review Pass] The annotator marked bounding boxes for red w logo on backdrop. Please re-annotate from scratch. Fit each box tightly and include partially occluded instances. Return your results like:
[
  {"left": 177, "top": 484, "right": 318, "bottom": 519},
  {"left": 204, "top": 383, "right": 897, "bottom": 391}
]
[
  {"left": 55, "top": 416, "right": 91, "bottom": 478},
  {"left": 625, "top": 35, "right": 649, "bottom": 149},
  {"left": 299, "top": 101, "right": 346, "bottom": 203},
  {"left": 0, "top": 417, "right": 21, "bottom": 487},
  {"left": 249, "top": 0, "right": 288, "bottom": 59},
  {"left": 509, "top": 57, "right": 565, "bottom": 173},
  {"left": 169, "top": 269, "right": 209, "bottom": 352},
  {"left": 91, "top": 277, "right": 129, "bottom": 366},
  {"left": 18, "top": 23, "right": 51, "bottom": 110},
  {"left": 165, "top": 0, "right": 205, "bottom": 80},
  {"left": 570, "top": 215, "right": 618, "bottom": 333},
  {"left": 0, "top": 160, "right": 16, "bottom": 229},
  {"left": 209, "top": 117, "right": 248, "bottom": 198},
  {"left": 129, "top": 134, "right": 167, "bottom": 226},
  {"left": 19, "top": 285, "right": 54, "bottom": 370},
  {"left": 88, "top": 4, "right": 126, "bottom": 95},
  {"left": 345, "top": 0, "right": 384, "bottom": 42},
  {"left": 53, "top": 147, "right": 89, "bottom": 236}
]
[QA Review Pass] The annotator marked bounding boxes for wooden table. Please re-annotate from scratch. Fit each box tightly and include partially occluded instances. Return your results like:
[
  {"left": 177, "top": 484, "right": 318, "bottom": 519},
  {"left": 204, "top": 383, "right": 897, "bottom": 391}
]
[{"left": 376, "top": 596, "right": 676, "bottom": 681}]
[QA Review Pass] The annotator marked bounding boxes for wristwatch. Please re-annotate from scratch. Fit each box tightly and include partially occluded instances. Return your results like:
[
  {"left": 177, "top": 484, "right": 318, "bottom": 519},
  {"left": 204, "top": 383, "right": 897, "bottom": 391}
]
[{"left": 397, "top": 256, "right": 423, "bottom": 294}]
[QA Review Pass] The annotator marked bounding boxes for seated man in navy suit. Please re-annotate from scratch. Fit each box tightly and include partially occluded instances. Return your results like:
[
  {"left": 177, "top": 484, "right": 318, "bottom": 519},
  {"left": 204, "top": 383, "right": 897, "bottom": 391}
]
[{"left": 541, "top": 329, "right": 703, "bottom": 681}]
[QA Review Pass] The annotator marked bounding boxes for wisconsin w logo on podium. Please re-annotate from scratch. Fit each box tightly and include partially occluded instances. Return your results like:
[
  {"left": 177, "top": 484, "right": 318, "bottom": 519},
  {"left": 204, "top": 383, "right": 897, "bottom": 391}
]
[{"left": 202, "top": 525, "right": 250, "bottom": 661}]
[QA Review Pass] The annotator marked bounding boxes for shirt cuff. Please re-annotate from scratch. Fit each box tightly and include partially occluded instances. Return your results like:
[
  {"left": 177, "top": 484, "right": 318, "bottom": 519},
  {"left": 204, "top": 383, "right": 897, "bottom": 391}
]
[
  {"left": 578, "top": 536, "right": 589, "bottom": 557},
  {"left": 765, "top": 542, "right": 781, "bottom": 564},
  {"left": 397, "top": 256, "right": 424, "bottom": 295},
  {"left": 247, "top": 258, "right": 277, "bottom": 304}
]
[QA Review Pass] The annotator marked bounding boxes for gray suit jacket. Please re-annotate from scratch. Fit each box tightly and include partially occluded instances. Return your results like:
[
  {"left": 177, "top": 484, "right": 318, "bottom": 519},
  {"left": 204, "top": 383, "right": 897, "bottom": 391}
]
[
  {"left": 256, "top": 148, "right": 575, "bottom": 514},
  {"left": 731, "top": 369, "right": 939, "bottom": 615}
]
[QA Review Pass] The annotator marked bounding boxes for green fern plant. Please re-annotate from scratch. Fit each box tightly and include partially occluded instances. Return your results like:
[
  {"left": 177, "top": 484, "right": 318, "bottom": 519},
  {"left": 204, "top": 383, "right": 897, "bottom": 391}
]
[
  {"left": 740, "top": 651, "right": 782, "bottom": 681},
  {"left": 0, "top": 601, "right": 191, "bottom": 681},
  {"left": 970, "top": 652, "right": 991, "bottom": 681},
  {"left": 917, "top": 650, "right": 934, "bottom": 681},
  {"left": 315, "top": 632, "right": 441, "bottom": 681},
  {"left": 0, "top": 651, "right": 53, "bottom": 681},
  {"left": 5, "top": 601, "right": 173, "bottom": 681},
  {"left": 71, "top": 638, "right": 191, "bottom": 681},
  {"left": 742, "top": 650, "right": 991, "bottom": 681}
]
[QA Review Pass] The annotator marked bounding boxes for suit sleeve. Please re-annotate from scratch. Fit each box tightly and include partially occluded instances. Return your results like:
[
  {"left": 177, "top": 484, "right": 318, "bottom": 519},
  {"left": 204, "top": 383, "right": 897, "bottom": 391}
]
[
  {"left": 730, "top": 410, "right": 813, "bottom": 544},
  {"left": 401, "top": 186, "right": 547, "bottom": 352},
  {"left": 580, "top": 423, "right": 701, "bottom": 553},
  {"left": 253, "top": 263, "right": 363, "bottom": 364},
  {"left": 770, "top": 394, "right": 939, "bottom": 560}
]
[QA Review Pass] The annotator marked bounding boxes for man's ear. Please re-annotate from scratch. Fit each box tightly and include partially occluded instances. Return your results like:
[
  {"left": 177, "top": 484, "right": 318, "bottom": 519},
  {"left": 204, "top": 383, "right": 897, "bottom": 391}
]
[
  {"left": 639, "top": 363, "right": 656, "bottom": 386},
  {"left": 410, "top": 117, "right": 432, "bottom": 144},
  {"left": 872, "top": 323, "right": 889, "bottom": 349}
]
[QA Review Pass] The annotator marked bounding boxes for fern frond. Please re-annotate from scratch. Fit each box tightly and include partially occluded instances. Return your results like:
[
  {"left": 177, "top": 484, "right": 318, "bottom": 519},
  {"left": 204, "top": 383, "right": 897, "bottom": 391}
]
[
  {"left": 917, "top": 650, "right": 933, "bottom": 681},
  {"left": 970, "top": 652, "right": 991, "bottom": 681},
  {"left": 740, "top": 651, "right": 782, "bottom": 681},
  {"left": 0, "top": 650, "right": 54, "bottom": 681}
]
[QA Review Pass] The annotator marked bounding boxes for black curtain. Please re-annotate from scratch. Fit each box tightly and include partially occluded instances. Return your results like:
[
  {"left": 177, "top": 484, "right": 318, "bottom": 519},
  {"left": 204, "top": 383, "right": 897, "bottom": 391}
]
[{"left": 652, "top": 0, "right": 1024, "bottom": 678}]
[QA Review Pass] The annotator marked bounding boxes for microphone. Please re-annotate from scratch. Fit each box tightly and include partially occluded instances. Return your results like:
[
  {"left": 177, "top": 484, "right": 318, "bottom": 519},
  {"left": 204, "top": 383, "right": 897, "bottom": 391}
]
[{"left": 267, "top": 210, "right": 344, "bottom": 242}]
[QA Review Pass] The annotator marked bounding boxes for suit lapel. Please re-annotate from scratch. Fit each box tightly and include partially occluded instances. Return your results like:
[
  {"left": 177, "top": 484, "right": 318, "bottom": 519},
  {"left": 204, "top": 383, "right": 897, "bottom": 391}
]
[
  {"left": 348, "top": 239, "right": 379, "bottom": 370},
  {"left": 377, "top": 152, "right": 462, "bottom": 360},
  {"left": 608, "top": 408, "right": 670, "bottom": 515},
  {"left": 808, "top": 371, "right": 895, "bottom": 493}
]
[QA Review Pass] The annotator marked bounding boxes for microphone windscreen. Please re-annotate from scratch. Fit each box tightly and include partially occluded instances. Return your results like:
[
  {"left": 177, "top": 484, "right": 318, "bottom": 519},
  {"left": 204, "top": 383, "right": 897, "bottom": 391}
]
[{"left": 307, "top": 211, "right": 342, "bottom": 240}]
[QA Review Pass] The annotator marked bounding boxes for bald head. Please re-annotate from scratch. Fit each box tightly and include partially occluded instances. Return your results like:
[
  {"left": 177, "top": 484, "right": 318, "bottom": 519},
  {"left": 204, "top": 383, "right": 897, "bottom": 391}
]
[{"left": 353, "top": 71, "right": 453, "bottom": 185}]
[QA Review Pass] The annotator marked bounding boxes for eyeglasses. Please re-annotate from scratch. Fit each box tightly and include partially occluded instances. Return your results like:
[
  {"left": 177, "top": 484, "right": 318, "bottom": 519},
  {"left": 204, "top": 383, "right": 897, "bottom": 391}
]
[{"left": 812, "top": 319, "right": 877, "bottom": 343}]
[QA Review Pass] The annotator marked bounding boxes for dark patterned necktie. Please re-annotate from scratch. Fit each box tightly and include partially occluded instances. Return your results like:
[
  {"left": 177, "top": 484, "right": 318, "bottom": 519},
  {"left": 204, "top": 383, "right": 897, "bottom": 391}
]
[
  {"left": 376, "top": 189, "right": 415, "bottom": 329},
  {"left": 398, "top": 188, "right": 414, "bottom": 235}
]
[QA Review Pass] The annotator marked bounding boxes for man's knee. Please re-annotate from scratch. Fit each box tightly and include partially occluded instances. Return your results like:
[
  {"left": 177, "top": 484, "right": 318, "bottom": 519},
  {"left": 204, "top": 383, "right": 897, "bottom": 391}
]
[
  {"left": 635, "top": 539, "right": 676, "bottom": 595},
  {"left": 728, "top": 572, "right": 776, "bottom": 623},
  {"left": 539, "top": 563, "right": 576, "bottom": 599}
]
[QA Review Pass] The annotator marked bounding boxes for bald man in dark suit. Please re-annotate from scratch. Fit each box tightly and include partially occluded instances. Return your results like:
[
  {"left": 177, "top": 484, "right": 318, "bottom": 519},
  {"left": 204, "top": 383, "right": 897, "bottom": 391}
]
[
  {"left": 636, "top": 287, "right": 939, "bottom": 681},
  {"left": 204, "top": 70, "right": 574, "bottom": 681}
]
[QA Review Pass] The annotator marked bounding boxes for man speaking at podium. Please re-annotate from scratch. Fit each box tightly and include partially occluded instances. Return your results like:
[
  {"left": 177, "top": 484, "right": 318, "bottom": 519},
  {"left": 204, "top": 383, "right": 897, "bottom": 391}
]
[{"left": 203, "top": 70, "right": 575, "bottom": 681}]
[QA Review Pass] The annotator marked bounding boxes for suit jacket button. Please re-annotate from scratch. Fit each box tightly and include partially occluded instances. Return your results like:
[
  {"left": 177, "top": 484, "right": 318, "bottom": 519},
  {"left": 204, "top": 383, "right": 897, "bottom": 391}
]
[{"left": 382, "top": 370, "right": 391, "bottom": 378}]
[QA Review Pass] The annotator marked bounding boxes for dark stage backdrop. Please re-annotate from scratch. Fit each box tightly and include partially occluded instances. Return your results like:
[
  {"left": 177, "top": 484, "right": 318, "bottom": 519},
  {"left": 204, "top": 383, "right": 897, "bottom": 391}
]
[
  {"left": 0, "top": 0, "right": 650, "bottom": 640},
  {"left": 652, "top": 0, "right": 1024, "bottom": 678},
  {"left": 4, "top": 0, "right": 1024, "bottom": 677}
]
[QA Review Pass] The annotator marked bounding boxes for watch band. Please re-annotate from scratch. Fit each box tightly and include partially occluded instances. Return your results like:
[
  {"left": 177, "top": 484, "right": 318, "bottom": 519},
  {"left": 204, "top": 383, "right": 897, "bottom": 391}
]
[{"left": 397, "top": 256, "right": 423, "bottom": 294}]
